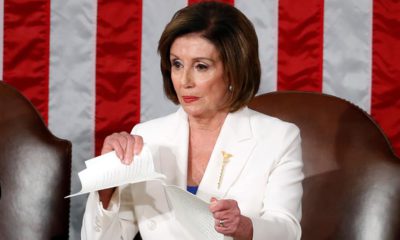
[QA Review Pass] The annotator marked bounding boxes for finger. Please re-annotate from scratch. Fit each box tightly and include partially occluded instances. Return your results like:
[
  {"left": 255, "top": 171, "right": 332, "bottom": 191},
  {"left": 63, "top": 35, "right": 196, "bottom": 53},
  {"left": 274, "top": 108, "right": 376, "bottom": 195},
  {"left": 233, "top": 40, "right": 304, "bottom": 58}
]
[
  {"left": 208, "top": 197, "right": 219, "bottom": 212},
  {"left": 214, "top": 218, "right": 231, "bottom": 227},
  {"left": 213, "top": 209, "right": 230, "bottom": 220},
  {"left": 215, "top": 225, "right": 233, "bottom": 236},
  {"left": 215, "top": 217, "right": 242, "bottom": 237},
  {"left": 214, "top": 210, "right": 241, "bottom": 225},
  {"left": 210, "top": 197, "right": 218, "bottom": 203},
  {"left": 101, "top": 135, "right": 114, "bottom": 154},
  {"left": 121, "top": 132, "right": 135, "bottom": 165},
  {"left": 133, "top": 135, "right": 144, "bottom": 155},
  {"left": 101, "top": 134, "right": 125, "bottom": 159},
  {"left": 214, "top": 219, "right": 234, "bottom": 235},
  {"left": 210, "top": 199, "right": 234, "bottom": 213},
  {"left": 113, "top": 133, "right": 128, "bottom": 160}
]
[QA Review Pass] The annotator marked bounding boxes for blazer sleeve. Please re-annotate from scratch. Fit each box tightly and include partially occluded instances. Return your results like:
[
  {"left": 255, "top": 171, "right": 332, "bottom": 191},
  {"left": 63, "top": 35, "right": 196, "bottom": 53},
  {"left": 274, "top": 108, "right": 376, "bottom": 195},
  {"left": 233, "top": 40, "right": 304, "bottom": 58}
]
[
  {"left": 81, "top": 185, "right": 139, "bottom": 240},
  {"left": 251, "top": 124, "right": 303, "bottom": 240},
  {"left": 81, "top": 123, "right": 150, "bottom": 240}
]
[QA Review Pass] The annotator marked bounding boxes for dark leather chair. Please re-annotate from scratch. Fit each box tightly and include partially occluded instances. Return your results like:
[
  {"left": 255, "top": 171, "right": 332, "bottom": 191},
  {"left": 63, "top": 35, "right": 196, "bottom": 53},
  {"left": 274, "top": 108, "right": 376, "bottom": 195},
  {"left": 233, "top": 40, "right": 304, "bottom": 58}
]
[
  {"left": 249, "top": 91, "right": 400, "bottom": 240},
  {"left": 0, "top": 82, "right": 71, "bottom": 239}
]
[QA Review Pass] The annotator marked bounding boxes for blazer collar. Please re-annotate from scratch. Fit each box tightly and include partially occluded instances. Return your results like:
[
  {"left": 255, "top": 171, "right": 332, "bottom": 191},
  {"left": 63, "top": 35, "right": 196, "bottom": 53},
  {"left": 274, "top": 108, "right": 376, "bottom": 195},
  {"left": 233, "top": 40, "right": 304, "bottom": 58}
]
[
  {"left": 197, "top": 107, "right": 256, "bottom": 201},
  {"left": 168, "top": 107, "right": 190, "bottom": 188}
]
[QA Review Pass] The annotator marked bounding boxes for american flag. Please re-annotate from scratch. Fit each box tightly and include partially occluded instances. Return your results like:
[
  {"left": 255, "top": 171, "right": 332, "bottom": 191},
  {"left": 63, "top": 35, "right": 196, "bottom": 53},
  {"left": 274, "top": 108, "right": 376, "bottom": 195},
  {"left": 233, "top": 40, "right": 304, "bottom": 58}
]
[{"left": 1, "top": 0, "right": 399, "bottom": 239}]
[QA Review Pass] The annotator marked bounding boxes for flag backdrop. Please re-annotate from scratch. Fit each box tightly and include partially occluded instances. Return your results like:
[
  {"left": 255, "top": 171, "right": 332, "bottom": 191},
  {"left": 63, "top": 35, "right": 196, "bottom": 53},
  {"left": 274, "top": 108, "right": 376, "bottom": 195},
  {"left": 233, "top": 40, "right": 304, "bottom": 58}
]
[{"left": 1, "top": 0, "right": 399, "bottom": 239}]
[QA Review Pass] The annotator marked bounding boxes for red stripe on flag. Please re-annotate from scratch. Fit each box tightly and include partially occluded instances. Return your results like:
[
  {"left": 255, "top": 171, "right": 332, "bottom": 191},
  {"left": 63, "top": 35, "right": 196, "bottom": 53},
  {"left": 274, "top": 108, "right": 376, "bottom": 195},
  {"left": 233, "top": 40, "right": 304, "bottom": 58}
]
[
  {"left": 277, "top": 0, "right": 324, "bottom": 92},
  {"left": 188, "top": 0, "right": 234, "bottom": 6},
  {"left": 95, "top": 0, "right": 142, "bottom": 156},
  {"left": 371, "top": 0, "right": 400, "bottom": 157},
  {"left": 3, "top": 0, "right": 50, "bottom": 124}
]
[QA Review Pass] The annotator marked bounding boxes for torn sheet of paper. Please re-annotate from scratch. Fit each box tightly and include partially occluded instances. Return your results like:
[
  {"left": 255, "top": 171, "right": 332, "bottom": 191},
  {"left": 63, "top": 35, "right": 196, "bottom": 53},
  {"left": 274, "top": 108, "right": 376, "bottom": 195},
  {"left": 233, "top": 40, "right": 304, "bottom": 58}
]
[{"left": 67, "top": 146, "right": 165, "bottom": 198}]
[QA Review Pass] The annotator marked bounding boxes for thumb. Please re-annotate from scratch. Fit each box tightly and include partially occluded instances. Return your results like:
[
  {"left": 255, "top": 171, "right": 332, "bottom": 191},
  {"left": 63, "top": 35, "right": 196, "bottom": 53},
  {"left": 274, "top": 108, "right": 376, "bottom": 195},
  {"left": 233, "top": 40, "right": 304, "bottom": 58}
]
[{"left": 210, "top": 197, "right": 218, "bottom": 203}]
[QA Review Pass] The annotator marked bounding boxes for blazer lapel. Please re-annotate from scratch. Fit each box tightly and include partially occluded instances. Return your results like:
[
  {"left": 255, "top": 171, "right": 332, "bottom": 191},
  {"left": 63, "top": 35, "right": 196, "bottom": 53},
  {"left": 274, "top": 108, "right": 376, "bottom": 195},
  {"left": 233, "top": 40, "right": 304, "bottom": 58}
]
[
  {"left": 158, "top": 107, "right": 189, "bottom": 188},
  {"left": 197, "top": 107, "right": 256, "bottom": 201}
]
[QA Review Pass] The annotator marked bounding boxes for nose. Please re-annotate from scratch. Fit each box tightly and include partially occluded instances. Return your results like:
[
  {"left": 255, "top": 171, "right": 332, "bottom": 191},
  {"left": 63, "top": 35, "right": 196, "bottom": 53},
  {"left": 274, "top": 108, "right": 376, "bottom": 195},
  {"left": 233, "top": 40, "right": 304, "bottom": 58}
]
[{"left": 180, "top": 68, "right": 194, "bottom": 88}]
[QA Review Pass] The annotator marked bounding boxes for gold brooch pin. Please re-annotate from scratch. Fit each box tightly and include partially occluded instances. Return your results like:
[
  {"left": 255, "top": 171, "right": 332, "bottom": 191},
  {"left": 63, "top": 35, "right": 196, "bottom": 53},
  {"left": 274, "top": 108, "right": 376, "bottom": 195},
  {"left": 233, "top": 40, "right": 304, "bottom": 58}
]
[{"left": 217, "top": 151, "right": 233, "bottom": 189}]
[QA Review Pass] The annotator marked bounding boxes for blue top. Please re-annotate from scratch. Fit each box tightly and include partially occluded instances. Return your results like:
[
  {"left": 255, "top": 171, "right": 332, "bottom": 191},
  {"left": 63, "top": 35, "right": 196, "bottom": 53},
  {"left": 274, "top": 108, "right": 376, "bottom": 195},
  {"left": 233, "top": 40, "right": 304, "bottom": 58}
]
[{"left": 186, "top": 185, "right": 199, "bottom": 195}]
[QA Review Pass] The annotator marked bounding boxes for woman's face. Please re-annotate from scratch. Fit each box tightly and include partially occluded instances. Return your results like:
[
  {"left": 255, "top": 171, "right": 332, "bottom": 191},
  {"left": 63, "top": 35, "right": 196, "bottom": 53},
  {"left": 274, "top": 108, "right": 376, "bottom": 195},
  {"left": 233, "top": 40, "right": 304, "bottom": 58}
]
[{"left": 170, "top": 33, "right": 229, "bottom": 119}]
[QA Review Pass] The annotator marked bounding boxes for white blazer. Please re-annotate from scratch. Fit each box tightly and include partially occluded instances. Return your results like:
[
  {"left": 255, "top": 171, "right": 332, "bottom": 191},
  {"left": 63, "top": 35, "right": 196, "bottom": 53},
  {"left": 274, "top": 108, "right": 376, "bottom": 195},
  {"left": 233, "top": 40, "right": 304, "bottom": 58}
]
[{"left": 82, "top": 107, "right": 304, "bottom": 240}]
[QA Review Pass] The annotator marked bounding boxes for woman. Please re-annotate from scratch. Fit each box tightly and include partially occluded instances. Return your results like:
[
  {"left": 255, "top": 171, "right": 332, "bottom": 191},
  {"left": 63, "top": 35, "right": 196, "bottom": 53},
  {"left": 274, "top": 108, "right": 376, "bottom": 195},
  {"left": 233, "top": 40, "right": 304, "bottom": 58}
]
[{"left": 82, "top": 2, "right": 303, "bottom": 240}]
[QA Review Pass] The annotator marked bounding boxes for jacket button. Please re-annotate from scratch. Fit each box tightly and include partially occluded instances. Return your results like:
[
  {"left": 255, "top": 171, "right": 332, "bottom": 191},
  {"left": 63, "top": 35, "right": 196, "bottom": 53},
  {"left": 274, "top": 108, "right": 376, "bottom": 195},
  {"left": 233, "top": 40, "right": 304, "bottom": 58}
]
[{"left": 147, "top": 220, "right": 157, "bottom": 231}]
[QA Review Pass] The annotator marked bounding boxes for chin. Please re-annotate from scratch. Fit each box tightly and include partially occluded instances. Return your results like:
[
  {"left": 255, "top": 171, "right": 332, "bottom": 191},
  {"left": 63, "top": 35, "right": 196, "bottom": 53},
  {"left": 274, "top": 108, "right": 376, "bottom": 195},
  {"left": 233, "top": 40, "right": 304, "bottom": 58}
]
[{"left": 181, "top": 106, "right": 206, "bottom": 118}]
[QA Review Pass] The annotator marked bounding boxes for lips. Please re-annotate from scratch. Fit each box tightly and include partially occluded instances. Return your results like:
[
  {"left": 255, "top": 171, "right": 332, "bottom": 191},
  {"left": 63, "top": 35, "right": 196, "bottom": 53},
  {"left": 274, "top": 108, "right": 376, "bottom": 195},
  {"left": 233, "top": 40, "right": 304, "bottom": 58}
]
[{"left": 182, "top": 96, "right": 199, "bottom": 103}]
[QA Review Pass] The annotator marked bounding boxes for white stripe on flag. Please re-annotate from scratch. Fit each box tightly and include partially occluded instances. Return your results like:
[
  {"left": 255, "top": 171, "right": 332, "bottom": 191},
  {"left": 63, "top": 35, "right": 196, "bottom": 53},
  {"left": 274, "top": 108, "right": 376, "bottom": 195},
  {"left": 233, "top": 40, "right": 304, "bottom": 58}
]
[
  {"left": 48, "top": 0, "right": 98, "bottom": 239},
  {"left": 236, "top": 0, "right": 279, "bottom": 94},
  {"left": 140, "top": 0, "right": 185, "bottom": 122},
  {"left": 323, "top": 0, "right": 373, "bottom": 112}
]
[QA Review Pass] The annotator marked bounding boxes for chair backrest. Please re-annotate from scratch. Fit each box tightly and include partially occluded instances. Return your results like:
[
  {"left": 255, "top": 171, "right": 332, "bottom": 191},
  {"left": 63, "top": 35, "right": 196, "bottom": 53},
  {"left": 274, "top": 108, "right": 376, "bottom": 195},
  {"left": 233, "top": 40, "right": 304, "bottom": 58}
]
[
  {"left": 249, "top": 91, "right": 400, "bottom": 240},
  {"left": 0, "top": 82, "right": 71, "bottom": 239}
]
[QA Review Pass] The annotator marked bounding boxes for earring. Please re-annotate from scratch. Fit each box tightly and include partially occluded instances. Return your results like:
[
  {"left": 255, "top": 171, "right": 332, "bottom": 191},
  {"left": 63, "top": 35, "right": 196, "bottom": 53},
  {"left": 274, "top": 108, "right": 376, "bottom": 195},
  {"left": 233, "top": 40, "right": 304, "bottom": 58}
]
[{"left": 228, "top": 85, "right": 233, "bottom": 91}]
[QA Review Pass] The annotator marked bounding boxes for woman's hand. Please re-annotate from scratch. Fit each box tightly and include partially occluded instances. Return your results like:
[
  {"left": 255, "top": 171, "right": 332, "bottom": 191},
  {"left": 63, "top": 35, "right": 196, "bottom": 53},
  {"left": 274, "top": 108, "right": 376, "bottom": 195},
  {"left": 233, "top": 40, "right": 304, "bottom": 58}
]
[
  {"left": 209, "top": 197, "right": 253, "bottom": 240},
  {"left": 98, "top": 131, "right": 144, "bottom": 208},
  {"left": 101, "top": 131, "right": 144, "bottom": 164}
]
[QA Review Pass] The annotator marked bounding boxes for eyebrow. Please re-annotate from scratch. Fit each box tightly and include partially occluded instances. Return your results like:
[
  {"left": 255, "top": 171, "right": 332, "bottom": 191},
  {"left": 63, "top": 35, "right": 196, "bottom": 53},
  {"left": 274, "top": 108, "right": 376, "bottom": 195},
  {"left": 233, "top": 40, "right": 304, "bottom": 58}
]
[{"left": 169, "top": 54, "right": 216, "bottom": 63}]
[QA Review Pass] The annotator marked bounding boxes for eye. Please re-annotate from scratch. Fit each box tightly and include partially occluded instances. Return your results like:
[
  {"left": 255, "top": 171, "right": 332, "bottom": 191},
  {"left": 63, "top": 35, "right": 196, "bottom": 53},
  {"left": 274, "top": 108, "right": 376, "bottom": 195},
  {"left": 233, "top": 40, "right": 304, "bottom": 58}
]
[
  {"left": 171, "top": 59, "right": 183, "bottom": 69},
  {"left": 195, "top": 63, "right": 209, "bottom": 71}
]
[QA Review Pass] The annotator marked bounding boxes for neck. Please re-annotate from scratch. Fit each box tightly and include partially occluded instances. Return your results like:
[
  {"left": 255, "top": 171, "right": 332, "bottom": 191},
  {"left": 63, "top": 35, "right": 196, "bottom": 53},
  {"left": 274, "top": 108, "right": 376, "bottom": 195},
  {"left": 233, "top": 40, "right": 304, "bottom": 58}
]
[{"left": 188, "top": 110, "right": 229, "bottom": 132}]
